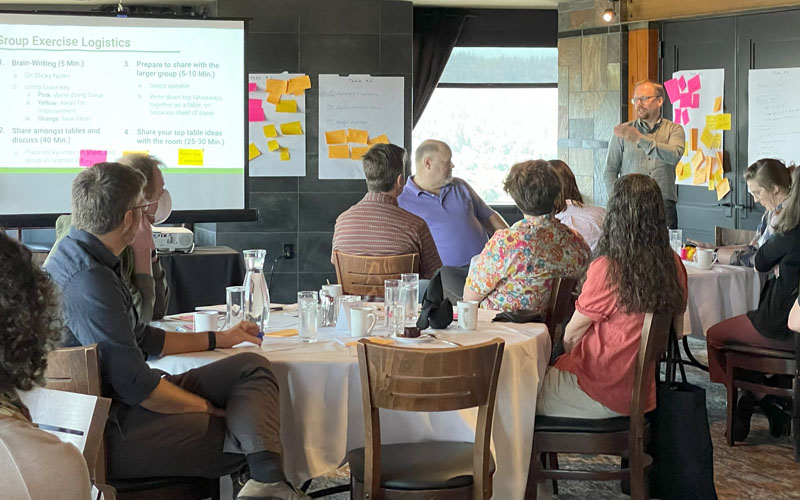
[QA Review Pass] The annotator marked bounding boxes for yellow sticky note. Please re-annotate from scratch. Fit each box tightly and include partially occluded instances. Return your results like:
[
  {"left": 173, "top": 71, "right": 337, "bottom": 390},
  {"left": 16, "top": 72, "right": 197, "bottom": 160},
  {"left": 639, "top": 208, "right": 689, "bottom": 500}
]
[
  {"left": 280, "top": 121, "right": 303, "bottom": 135},
  {"left": 286, "top": 75, "right": 311, "bottom": 95},
  {"left": 679, "top": 162, "right": 692, "bottom": 181},
  {"left": 708, "top": 175, "right": 716, "bottom": 191},
  {"left": 693, "top": 164, "right": 708, "bottom": 185},
  {"left": 368, "top": 134, "right": 390, "bottom": 145},
  {"left": 267, "top": 92, "right": 281, "bottom": 105},
  {"left": 263, "top": 124, "right": 278, "bottom": 138},
  {"left": 711, "top": 133, "right": 722, "bottom": 150},
  {"left": 178, "top": 148, "right": 203, "bottom": 166},
  {"left": 266, "top": 78, "right": 287, "bottom": 96},
  {"left": 279, "top": 148, "right": 290, "bottom": 161},
  {"left": 700, "top": 128, "right": 714, "bottom": 149},
  {"left": 328, "top": 145, "right": 350, "bottom": 159},
  {"left": 351, "top": 145, "right": 370, "bottom": 160},
  {"left": 275, "top": 99, "right": 297, "bottom": 113},
  {"left": 325, "top": 130, "right": 347, "bottom": 144},
  {"left": 713, "top": 96, "right": 722, "bottom": 113},
  {"left": 248, "top": 143, "right": 261, "bottom": 161},
  {"left": 716, "top": 151, "right": 724, "bottom": 170},
  {"left": 690, "top": 150, "right": 705, "bottom": 169},
  {"left": 265, "top": 328, "right": 298, "bottom": 337},
  {"left": 683, "top": 141, "right": 689, "bottom": 157},
  {"left": 707, "top": 113, "right": 732, "bottom": 131},
  {"left": 122, "top": 150, "right": 149, "bottom": 156},
  {"left": 716, "top": 178, "right": 731, "bottom": 200},
  {"left": 347, "top": 128, "right": 369, "bottom": 144},
  {"left": 267, "top": 140, "right": 280, "bottom": 152},
  {"left": 713, "top": 167, "right": 724, "bottom": 184}
]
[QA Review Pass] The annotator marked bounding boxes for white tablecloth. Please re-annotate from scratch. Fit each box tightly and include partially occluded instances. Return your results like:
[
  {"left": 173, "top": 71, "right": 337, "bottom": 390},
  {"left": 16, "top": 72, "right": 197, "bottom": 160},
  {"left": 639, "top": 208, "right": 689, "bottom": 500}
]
[
  {"left": 682, "top": 262, "right": 764, "bottom": 336},
  {"left": 149, "top": 308, "right": 550, "bottom": 500}
]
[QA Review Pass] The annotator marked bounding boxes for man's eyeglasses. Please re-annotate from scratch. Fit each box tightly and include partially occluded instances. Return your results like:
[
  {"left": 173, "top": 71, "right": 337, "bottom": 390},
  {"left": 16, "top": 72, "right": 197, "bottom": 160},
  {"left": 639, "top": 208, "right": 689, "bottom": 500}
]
[
  {"left": 631, "top": 96, "right": 659, "bottom": 105},
  {"left": 131, "top": 201, "right": 158, "bottom": 214}
]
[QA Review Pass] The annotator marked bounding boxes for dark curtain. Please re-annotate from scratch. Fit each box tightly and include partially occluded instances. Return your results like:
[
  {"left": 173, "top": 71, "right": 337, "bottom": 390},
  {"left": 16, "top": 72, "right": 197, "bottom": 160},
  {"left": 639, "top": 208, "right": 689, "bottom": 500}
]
[{"left": 412, "top": 8, "right": 467, "bottom": 128}]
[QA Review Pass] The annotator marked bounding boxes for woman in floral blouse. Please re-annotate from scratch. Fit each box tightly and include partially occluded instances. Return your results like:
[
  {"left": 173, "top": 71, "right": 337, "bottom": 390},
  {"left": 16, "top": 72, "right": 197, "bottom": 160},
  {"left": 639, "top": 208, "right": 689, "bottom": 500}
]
[{"left": 463, "top": 160, "right": 591, "bottom": 313}]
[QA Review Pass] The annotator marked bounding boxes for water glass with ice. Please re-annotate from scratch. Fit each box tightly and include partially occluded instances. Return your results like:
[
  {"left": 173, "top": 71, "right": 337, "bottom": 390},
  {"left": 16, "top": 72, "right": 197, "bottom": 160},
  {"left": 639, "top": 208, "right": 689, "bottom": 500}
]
[
  {"left": 400, "top": 273, "right": 419, "bottom": 324},
  {"left": 226, "top": 286, "right": 245, "bottom": 328},
  {"left": 669, "top": 229, "right": 683, "bottom": 255},
  {"left": 297, "top": 291, "right": 319, "bottom": 343}
]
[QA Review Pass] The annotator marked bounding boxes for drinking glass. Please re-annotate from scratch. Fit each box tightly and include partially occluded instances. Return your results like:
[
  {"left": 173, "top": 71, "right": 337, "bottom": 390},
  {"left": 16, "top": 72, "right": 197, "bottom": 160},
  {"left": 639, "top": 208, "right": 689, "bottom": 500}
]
[
  {"left": 384, "top": 279, "right": 401, "bottom": 328},
  {"left": 297, "top": 291, "right": 319, "bottom": 343},
  {"left": 400, "top": 273, "right": 419, "bottom": 324},
  {"left": 669, "top": 229, "right": 683, "bottom": 255},
  {"left": 386, "top": 303, "right": 405, "bottom": 336},
  {"left": 226, "top": 286, "right": 245, "bottom": 328},
  {"left": 243, "top": 249, "right": 270, "bottom": 330}
]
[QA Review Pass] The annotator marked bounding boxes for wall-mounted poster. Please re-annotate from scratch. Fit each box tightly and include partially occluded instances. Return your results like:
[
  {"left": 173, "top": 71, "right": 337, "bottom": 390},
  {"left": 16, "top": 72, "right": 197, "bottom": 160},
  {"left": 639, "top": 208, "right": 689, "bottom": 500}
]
[{"left": 749, "top": 67, "right": 800, "bottom": 168}]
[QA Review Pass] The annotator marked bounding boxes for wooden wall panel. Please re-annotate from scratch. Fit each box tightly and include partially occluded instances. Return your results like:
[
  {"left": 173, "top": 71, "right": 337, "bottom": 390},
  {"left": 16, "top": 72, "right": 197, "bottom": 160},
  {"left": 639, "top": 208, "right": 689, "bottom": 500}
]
[
  {"left": 627, "top": 28, "right": 659, "bottom": 121},
  {"left": 625, "top": 0, "right": 800, "bottom": 22}
]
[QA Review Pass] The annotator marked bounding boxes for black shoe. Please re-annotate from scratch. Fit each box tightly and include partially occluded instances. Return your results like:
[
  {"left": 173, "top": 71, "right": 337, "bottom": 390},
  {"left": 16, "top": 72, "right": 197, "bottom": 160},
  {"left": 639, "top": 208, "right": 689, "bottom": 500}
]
[
  {"left": 231, "top": 466, "right": 251, "bottom": 499},
  {"left": 732, "top": 390, "right": 757, "bottom": 442},
  {"left": 761, "top": 396, "right": 792, "bottom": 438}
]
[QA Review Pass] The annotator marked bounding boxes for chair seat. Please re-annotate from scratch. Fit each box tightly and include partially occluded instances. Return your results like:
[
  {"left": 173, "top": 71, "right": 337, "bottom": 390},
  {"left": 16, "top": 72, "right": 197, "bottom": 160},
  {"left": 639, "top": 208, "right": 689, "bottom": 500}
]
[
  {"left": 535, "top": 415, "right": 631, "bottom": 433},
  {"left": 720, "top": 344, "right": 795, "bottom": 359},
  {"left": 346, "top": 442, "right": 495, "bottom": 490}
]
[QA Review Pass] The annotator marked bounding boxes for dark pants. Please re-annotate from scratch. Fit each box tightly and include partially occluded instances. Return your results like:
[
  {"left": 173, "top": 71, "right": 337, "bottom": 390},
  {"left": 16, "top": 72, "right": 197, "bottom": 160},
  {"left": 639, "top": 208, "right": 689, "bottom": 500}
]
[
  {"left": 106, "top": 353, "right": 281, "bottom": 480},
  {"left": 439, "top": 265, "right": 470, "bottom": 304},
  {"left": 664, "top": 199, "right": 678, "bottom": 230}
]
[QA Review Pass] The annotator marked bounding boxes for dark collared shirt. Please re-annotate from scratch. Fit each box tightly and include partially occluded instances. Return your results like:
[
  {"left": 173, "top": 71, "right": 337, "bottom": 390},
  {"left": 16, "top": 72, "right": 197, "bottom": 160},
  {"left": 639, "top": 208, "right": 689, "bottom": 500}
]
[{"left": 44, "top": 228, "right": 165, "bottom": 406}]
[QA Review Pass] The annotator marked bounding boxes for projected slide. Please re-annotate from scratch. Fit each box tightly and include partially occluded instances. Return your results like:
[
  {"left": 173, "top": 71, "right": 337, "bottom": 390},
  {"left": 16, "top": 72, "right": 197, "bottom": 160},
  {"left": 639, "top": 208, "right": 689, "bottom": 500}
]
[{"left": 0, "top": 14, "right": 245, "bottom": 217}]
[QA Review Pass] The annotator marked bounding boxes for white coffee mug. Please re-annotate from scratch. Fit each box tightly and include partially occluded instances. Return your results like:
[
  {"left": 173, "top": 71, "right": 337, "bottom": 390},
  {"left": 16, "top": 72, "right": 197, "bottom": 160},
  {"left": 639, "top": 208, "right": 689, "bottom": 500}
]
[
  {"left": 695, "top": 248, "right": 718, "bottom": 270},
  {"left": 349, "top": 306, "right": 376, "bottom": 337},
  {"left": 457, "top": 301, "right": 480, "bottom": 331},
  {"left": 321, "top": 284, "right": 343, "bottom": 298},
  {"left": 194, "top": 311, "right": 219, "bottom": 332}
]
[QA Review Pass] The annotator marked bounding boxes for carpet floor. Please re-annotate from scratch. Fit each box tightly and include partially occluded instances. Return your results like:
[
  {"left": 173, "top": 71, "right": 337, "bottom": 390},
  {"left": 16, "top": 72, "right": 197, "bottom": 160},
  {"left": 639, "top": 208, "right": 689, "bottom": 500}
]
[{"left": 304, "top": 336, "right": 799, "bottom": 500}]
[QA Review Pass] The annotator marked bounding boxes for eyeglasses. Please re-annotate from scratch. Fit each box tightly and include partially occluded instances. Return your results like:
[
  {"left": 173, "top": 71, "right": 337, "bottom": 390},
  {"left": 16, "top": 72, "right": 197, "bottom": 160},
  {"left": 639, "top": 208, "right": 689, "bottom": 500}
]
[
  {"left": 131, "top": 200, "right": 158, "bottom": 214},
  {"left": 631, "top": 95, "right": 659, "bottom": 105}
]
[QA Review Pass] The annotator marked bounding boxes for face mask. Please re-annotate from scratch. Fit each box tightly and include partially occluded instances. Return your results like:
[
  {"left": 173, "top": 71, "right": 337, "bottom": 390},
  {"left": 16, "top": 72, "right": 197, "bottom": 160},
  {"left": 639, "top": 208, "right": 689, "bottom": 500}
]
[{"left": 153, "top": 189, "right": 172, "bottom": 225}]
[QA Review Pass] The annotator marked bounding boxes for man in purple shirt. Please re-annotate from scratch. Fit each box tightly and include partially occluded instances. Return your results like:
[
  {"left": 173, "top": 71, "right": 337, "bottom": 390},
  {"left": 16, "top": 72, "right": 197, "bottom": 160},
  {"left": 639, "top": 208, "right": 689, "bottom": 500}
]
[{"left": 398, "top": 139, "right": 508, "bottom": 267}]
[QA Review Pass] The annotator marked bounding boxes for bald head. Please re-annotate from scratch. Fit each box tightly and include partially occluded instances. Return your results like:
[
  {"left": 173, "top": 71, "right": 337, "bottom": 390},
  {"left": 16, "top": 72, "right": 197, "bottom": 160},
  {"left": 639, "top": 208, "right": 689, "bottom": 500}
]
[
  {"left": 413, "top": 139, "right": 454, "bottom": 193},
  {"left": 415, "top": 140, "right": 447, "bottom": 169}
]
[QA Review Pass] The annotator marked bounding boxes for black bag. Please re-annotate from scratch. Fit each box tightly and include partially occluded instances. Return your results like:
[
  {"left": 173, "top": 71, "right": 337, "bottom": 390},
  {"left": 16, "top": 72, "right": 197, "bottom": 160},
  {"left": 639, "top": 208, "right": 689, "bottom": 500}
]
[
  {"left": 416, "top": 269, "right": 453, "bottom": 330},
  {"left": 648, "top": 338, "right": 719, "bottom": 500}
]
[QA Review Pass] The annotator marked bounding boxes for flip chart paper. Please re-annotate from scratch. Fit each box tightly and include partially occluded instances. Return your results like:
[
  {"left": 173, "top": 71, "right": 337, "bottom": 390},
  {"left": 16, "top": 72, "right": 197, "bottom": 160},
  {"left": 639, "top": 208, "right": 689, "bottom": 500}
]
[
  {"left": 707, "top": 113, "right": 732, "bottom": 131},
  {"left": 263, "top": 124, "right": 278, "bottom": 138},
  {"left": 279, "top": 148, "right": 290, "bottom": 161},
  {"left": 368, "top": 134, "right": 390, "bottom": 145},
  {"left": 122, "top": 150, "right": 149, "bottom": 156},
  {"left": 276, "top": 100, "right": 298, "bottom": 113},
  {"left": 664, "top": 78, "right": 681, "bottom": 103},
  {"left": 748, "top": 68, "right": 800, "bottom": 166},
  {"left": 687, "top": 74, "right": 701, "bottom": 93},
  {"left": 716, "top": 178, "right": 731, "bottom": 200},
  {"left": 328, "top": 145, "right": 350, "bottom": 159},
  {"left": 713, "top": 96, "right": 722, "bottom": 112},
  {"left": 79, "top": 149, "right": 107, "bottom": 167},
  {"left": 347, "top": 129, "right": 369, "bottom": 144},
  {"left": 267, "top": 140, "right": 279, "bottom": 152},
  {"left": 280, "top": 122, "right": 303, "bottom": 135},
  {"left": 325, "top": 130, "right": 347, "bottom": 144},
  {"left": 350, "top": 146, "right": 370, "bottom": 160},
  {"left": 287, "top": 75, "right": 311, "bottom": 95},
  {"left": 248, "top": 99, "right": 266, "bottom": 122},
  {"left": 248, "top": 143, "right": 261, "bottom": 161},
  {"left": 178, "top": 149, "right": 204, "bottom": 166},
  {"left": 248, "top": 83, "right": 257, "bottom": 91}
]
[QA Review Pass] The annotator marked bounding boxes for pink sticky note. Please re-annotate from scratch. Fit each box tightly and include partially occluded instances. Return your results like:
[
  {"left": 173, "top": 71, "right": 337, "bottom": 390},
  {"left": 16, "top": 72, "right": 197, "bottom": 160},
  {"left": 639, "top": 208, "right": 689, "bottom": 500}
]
[
  {"left": 248, "top": 82, "right": 257, "bottom": 92},
  {"left": 664, "top": 78, "right": 681, "bottom": 103},
  {"left": 690, "top": 93, "right": 700, "bottom": 109},
  {"left": 679, "top": 92, "right": 693, "bottom": 108},
  {"left": 682, "top": 108, "right": 689, "bottom": 125},
  {"left": 248, "top": 98, "right": 266, "bottom": 122},
  {"left": 678, "top": 75, "right": 687, "bottom": 91},
  {"left": 674, "top": 108, "right": 682, "bottom": 125},
  {"left": 687, "top": 74, "right": 701, "bottom": 94},
  {"left": 79, "top": 149, "right": 107, "bottom": 167}
]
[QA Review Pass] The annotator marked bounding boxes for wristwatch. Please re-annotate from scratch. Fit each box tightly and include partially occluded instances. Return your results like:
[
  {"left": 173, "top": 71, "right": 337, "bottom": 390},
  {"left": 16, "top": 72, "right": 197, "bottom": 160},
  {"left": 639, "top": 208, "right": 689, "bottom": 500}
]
[{"left": 207, "top": 331, "right": 216, "bottom": 350}]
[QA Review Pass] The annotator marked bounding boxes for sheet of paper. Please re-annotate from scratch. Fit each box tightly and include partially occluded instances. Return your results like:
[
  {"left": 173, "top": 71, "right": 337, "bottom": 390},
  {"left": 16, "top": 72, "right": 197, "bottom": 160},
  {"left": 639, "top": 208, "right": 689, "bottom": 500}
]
[
  {"left": 276, "top": 99, "right": 298, "bottom": 113},
  {"left": 280, "top": 121, "right": 303, "bottom": 135},
  {"left": 267, "top": 140, "right": 279, "bottom": 152},
  {"left": 263, "top": 124, "right": 278, "bottom": 138},
  {"left": 716, "top": 178, "right": 731, "bottom": 200},
  {"left": 748, "top": 68, "right": 800, "bottom": 166},
  {"left": 248, "top": 99, "right": 266, "bottom": 122},
  {"left": 265, "top": 328, "right": 298, "bottom": 337},
  {"left": 178, "top": 148, "right": 204, "bottom": 166},
  {"left": 350, "top": 145, "right": 370, "bottom": 160},
  {"left": 279, "top": 148, "right": 290, "bottom": 161},
  {"left": 328, "top": 144, "right": 350, "bottom": 159},
  {"left": 325, "top": 129, "right": 347, "bottom": 144},
  {"left": 700, "top": 128, "right": 714, "bottom": 149},
  {"left": 248, "top": 143, "right": 261, "bottom": 161},
  {"left": 713, "top": 96, "right": 722, "bottom": 112},
  {"left": 347, "top": 128, "right": 369, "bottom": 144},
  {"left": 79, "top": 149, "right": 107, "bottom": 167},
  {"left": 20, "top": 388, "right": 97, "bottom": 453},
  {"left": 664, "top": 78, "right": 681, "bottom": 103},
  {"left": 687, "top": 74, "right": 701, "bottom": 93}
]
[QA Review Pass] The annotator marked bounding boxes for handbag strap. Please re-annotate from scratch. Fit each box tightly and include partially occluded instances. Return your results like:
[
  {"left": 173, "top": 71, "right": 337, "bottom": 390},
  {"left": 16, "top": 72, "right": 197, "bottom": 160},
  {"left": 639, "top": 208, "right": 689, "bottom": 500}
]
[{"left": 663, "top": 324, "right": 687, "bottom": 384}]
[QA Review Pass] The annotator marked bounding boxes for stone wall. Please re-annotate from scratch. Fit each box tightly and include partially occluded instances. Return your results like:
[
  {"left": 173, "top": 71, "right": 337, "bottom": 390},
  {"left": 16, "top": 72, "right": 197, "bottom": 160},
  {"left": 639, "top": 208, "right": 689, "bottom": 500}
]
[{"left": 557, "top": 1, "right": 626, "bottom": 206}]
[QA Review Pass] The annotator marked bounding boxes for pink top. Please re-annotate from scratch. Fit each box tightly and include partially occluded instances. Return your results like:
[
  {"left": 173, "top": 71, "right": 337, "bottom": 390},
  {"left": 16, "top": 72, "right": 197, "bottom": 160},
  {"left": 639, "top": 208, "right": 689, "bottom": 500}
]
[
  {"left": 555, "top": 200, "right": 606, "bottom": 252},
  {"left": 554, "top": 255, "right": 687, "bottom": 414}
]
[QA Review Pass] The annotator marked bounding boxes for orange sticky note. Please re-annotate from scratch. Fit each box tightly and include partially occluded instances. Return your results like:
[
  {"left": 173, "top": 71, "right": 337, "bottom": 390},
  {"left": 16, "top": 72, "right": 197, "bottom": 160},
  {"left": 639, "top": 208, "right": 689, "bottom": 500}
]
[
  {"left": 280, "top": 121, "right": 303, "bottom": 135},
  {"left": 248, "top": 143, "right": 261, "bottom": 161},
  {"left": 325, "top": 130, "right": 347, "bottom": 144},
  {"left": 690, "top": 128, "right": 698, "bottom": 151},
  {"left": 263, "top": 124, "right": 278, "bottom": 138},
  {"left": 276, "top": 99, "right": 297, "bottom": 113},
  {"left": 279, "top": 148, "right": 290, "bottom": 161},
  {"left": 716, "top": 151, "right": 724, "bottom": 170},
  {"left": 177, "top": 148, "right": 203, "bottom": 166},
  {"left": 328, "top": 145, "right": 350, "bottom": 159},
  {"left": 347, "top": 128, "right": 368, "bottom": 144},
  {"left": 266, "top": 78, "right": 287, "bottom": 96},
  {"left": 267, "top": 92, "right": 281, "bottom": 105},
  {"left": 265, "top": 328, "right": 298, "bottom": 337},
  {"left": 713, "top": 96, "right": 722, "bottom": 113},
  {"left": 693, "top": 165, "right": 707, "bottom": 185},
  {"left": 690, "top": 150, "right": 705, "bottom": 170},
  {"left": 351, "top": 146, "right": 370, "bottom": 160},
  {"left": 716, "top": 178, "right": 731, "bottom": 200},
  {"left": 368, "top": 134, "right": 390, "bottom": 145},
  {"left": 286, "top": 75, "right": 311, "bottom": 95},
  {"left": 267, "top": 140, "right": 279, "bottom": 152}
]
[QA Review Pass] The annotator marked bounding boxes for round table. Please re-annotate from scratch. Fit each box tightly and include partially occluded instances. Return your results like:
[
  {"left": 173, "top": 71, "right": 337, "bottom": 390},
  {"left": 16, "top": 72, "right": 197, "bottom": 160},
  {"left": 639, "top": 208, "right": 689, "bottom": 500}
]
[{"left": 149, "top": 308, "right": 550, "bottom": 500}]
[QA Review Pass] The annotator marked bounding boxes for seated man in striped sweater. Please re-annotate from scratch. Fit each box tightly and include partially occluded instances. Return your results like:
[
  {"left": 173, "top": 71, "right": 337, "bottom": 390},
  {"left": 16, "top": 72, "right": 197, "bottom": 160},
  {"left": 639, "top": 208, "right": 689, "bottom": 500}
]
[{"left": 331, "top": 143, "right": 442, "bottom": 279}]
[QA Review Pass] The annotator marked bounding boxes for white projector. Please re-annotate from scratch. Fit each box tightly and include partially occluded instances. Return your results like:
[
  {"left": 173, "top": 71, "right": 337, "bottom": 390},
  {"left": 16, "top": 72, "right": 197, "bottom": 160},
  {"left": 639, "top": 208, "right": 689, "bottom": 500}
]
[{"left": 153, "top": 226, "right": 194, "bottom": 253}]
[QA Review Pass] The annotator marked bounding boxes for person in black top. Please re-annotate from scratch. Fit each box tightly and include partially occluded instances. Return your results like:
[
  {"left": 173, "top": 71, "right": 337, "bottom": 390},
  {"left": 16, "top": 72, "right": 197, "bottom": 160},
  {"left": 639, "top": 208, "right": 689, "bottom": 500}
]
[{"left": 707, "top": 165, "right": 800, "bottom": 442}]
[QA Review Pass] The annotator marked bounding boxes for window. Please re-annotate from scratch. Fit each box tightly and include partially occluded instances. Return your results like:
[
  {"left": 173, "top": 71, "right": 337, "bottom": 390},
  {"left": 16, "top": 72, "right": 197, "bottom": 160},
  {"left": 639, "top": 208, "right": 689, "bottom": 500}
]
[{"left": 412, "top": 47, "right": 558, "bottom": 204}]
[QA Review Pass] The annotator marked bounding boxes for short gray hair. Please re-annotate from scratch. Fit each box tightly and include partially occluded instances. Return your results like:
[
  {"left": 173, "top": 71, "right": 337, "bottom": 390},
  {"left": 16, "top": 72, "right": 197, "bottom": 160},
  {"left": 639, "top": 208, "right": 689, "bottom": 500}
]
[
  {"left": 117, "top": 153, "right": 164, "bottom": 199},
  {"left": 362, "top": 144, "right": 408, "bottom": 193},
  {"left": 634, "top": 79, "right": 666, "bottom": 100},
  {"left": 414, "top": 140, "right": 442, "bottom": 167},
  {"left": 72, "top": 162, "right": 146, "bottom": 235}
]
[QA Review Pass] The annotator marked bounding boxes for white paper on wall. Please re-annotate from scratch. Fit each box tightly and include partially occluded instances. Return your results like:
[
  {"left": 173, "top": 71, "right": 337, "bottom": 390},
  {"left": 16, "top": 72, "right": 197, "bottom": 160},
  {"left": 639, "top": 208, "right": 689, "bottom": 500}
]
[{"left": 748, "top": 67, "right": 800, "bottom": 168}]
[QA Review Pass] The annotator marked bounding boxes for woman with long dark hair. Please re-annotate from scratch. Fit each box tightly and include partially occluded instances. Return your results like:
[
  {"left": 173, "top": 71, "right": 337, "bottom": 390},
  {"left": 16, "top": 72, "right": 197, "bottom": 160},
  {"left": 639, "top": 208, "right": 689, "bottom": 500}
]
[
  {"left": 0, "top": 233, "right": 92, "bottom": 498},
  {"left": 707, "top": 165, "right": 800, "bottom": 441},
  {"left": 537, "top": 174, "right": 687, "bottom": 418}
]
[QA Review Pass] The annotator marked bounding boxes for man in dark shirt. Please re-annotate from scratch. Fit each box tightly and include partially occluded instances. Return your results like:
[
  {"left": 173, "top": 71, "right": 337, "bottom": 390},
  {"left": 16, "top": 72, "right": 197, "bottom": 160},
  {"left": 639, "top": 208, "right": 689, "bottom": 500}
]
[{"left": 45, "top": 162, "right": 309, "bottom": 500}]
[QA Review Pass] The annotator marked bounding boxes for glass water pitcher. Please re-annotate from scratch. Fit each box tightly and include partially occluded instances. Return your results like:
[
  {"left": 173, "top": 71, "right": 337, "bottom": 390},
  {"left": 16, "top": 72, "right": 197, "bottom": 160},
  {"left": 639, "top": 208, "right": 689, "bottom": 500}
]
[{"left": 242, "top": 249, "right": 270, "bottom": 330}]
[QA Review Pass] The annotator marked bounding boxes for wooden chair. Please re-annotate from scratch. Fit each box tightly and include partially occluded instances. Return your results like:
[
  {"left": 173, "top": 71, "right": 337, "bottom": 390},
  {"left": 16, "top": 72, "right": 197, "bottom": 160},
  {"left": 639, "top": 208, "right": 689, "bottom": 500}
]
[
  {"left": 544, "top": 277, "right": 577, "bottom": 346},
  {"left": 346, "top": 338, "right": 505, "bottom": 500},
  {"left": 333, "top": 251, "right": 420, "bottom": 298},
  {"left": 525, "top": 312, "right": 673, "bottom": 500},
  {"left": 714, "top": 226, "right": 757, "bottom": 246},
  {"left": 45, "top": 345, "right": 220, "bottom": 500},
  {"left": 721, "top": 334, "right": 799, "bottom": 460}
]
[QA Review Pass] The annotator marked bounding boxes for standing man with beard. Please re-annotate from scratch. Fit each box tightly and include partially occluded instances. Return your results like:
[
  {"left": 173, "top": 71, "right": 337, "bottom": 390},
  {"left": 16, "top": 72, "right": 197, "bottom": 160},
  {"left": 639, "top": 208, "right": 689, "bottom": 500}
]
[{"left": 604, "top": 80, "right": 685, "bottom": 229}]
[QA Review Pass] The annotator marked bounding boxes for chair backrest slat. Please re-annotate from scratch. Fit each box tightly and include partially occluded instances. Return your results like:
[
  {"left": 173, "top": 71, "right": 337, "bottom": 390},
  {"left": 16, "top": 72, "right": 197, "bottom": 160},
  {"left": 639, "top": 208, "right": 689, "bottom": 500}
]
[
  {"left": 545, "top": 277, "right": 577, "bottom": 345},
  {"left": 334, "top": 251, "right": 419, "bottom": 297},
  {"left": 44, "top": 344, "right": 102, "bottom": 396}
]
